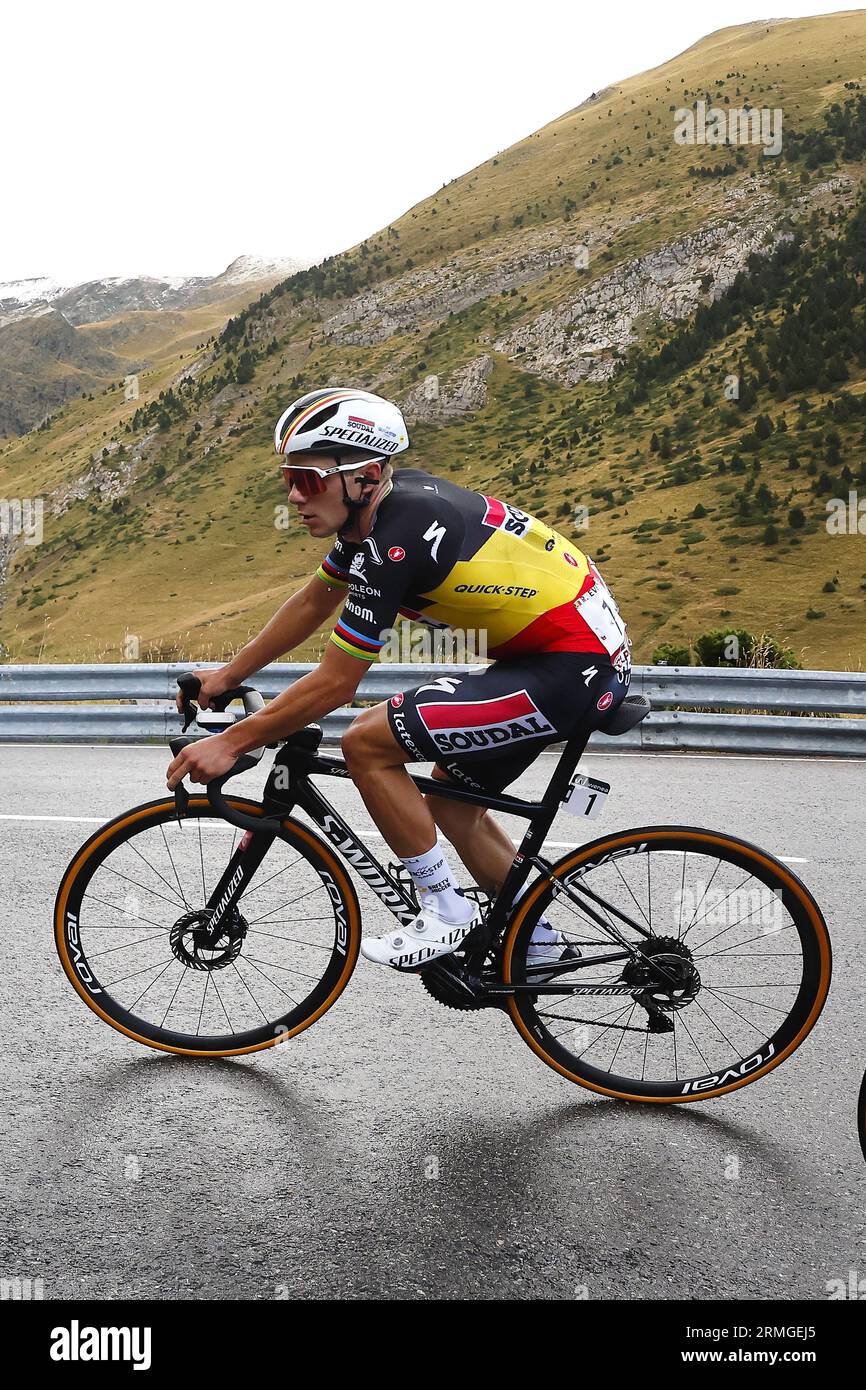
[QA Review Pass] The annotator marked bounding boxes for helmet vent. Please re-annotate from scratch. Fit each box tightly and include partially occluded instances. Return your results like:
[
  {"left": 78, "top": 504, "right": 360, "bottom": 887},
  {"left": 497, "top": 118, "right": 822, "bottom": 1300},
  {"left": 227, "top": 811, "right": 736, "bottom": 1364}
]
[{"left": 297, "top": 403, "right": 339, "bottom": 434}]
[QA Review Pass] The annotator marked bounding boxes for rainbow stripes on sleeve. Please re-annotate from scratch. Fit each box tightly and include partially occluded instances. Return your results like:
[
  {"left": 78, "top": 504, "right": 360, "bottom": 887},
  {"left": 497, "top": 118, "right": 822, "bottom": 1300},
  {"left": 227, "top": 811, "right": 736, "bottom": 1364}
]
[
  {"left": 316, "top": 552, "right": 351, "bottom": 589},
  {"left": 330, "top": 620, "right": 385, "bottom": 663}
]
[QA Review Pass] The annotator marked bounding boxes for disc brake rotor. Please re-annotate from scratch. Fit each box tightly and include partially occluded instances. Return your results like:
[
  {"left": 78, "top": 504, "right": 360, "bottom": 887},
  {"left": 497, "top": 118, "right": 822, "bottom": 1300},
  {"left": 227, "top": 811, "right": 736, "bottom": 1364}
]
[{"left": 170, "top": 907, "right": 249, "bottom": 971}]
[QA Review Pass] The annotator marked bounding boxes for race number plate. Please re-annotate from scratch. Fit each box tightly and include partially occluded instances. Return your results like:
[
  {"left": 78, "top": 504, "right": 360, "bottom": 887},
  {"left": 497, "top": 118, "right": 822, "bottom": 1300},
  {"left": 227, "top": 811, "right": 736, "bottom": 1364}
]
[
  {"left": 562, "top": 774, "right": 610, "bottom": 818},
  {"left": 573, "top": 566, "right": 627, "bottom": 657}
]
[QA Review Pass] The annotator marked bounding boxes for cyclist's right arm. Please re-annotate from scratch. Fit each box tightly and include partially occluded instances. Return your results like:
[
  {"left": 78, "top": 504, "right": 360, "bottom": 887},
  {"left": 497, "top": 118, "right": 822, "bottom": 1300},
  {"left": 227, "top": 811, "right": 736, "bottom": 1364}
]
[{"left": 177, "top": 575, "right": 344, "bottom": 711}]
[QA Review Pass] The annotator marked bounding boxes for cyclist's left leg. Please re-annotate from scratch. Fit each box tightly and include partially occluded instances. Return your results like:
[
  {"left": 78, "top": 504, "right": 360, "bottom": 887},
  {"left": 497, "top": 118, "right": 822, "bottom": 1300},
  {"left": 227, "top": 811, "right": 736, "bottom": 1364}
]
[
  {"left": 342, "top": 707, "right": 483, "bottom": 969},
  {"left": 340, "top": 706, "right": 436, "bottom": 857}
]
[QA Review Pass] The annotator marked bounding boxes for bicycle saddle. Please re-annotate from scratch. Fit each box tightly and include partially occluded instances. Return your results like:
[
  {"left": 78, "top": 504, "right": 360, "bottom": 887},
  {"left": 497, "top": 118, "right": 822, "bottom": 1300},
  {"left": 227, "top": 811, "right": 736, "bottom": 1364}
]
[{"left": 601, "top": 693, "right": 651, "bottom": 736}]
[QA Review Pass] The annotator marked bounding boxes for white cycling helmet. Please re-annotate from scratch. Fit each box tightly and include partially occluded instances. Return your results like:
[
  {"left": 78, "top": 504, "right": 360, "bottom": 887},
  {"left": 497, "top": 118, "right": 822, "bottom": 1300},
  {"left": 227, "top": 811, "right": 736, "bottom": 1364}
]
[{"left": 274, "top": 387, "right": 409, "bottom": 468}]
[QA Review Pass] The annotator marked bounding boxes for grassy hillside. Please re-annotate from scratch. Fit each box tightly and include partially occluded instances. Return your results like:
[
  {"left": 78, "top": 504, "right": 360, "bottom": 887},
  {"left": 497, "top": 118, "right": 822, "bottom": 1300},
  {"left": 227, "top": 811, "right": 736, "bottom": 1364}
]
[{"left": 2, "top": 11, "right": 866, "bottom": 669}]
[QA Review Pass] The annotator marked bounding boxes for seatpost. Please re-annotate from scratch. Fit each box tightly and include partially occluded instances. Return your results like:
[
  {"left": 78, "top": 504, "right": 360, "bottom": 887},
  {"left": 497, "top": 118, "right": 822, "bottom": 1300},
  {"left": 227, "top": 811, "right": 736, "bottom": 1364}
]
[{"left": 539, "top": 723, "right": 595, "bottom": 810}]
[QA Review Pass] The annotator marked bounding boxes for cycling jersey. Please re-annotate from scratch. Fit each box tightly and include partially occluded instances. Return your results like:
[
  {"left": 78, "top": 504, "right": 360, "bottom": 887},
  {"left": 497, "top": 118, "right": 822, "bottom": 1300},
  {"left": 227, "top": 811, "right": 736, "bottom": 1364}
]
[{"left": 315, "top": 467, "right": 629, "bottom": 665}]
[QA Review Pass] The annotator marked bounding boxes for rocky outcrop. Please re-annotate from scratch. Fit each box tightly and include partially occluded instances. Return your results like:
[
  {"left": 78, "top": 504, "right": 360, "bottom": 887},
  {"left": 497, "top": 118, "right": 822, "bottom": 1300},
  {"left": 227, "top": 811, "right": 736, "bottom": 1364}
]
[
  {"left": 491, "top": 177, "right": 853, "bottom": 386},
  {"left": 52, "top": 431, "right": 158, "bottom": 515},
  {"left": 493, "top": 204, "right": 786, "bottom": 384},
  {"left": 402, "top": 355, "right": 493, "bottom": 422},
  {"left": 322, "top": 227, "right": 582, "bottom": 348}
]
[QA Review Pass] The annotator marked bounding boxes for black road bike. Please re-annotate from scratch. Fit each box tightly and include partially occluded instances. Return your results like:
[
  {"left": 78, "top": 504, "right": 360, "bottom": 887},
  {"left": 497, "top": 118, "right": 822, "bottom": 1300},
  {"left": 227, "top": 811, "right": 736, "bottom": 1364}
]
[{"left": 54, "top": 676, "right": 832, "bottom": 1102}]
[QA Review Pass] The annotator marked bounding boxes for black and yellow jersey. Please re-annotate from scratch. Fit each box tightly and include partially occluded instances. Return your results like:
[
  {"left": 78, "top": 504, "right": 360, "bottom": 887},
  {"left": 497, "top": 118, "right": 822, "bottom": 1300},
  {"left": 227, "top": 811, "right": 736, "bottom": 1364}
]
[{"left": 315, "top": 468, "right": 628, "bottom": 664}]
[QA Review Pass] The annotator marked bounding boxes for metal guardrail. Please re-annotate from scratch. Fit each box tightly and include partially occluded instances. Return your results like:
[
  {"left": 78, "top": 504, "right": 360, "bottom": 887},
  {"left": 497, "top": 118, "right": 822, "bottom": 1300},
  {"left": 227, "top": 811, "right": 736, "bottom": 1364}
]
[{"left": 1, "top": 663, "right": 865, "bottom": 754}]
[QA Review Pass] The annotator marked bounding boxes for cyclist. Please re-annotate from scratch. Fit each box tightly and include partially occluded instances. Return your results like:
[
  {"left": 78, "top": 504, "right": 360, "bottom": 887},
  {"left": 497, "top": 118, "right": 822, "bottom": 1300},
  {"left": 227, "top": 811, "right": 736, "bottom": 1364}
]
[{"left": 167, "top": 387, "right": 631, "bottom": 972}]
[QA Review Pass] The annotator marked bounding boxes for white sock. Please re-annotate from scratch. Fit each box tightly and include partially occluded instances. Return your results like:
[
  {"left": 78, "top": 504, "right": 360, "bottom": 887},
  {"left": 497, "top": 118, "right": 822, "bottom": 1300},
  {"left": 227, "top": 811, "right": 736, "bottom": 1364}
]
[
  {"left": 512, "top": 879, "right": 560, "bottom": 946},
  {"left": 402, "top": 843, "right": 476, "bottom": 924}
]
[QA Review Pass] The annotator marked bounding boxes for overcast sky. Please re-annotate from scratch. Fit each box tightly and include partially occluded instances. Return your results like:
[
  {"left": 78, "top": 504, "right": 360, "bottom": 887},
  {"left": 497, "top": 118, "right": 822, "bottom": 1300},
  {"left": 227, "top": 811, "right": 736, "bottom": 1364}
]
[{"left": 0, "top": 1, "right": 848, "bottom": 286}]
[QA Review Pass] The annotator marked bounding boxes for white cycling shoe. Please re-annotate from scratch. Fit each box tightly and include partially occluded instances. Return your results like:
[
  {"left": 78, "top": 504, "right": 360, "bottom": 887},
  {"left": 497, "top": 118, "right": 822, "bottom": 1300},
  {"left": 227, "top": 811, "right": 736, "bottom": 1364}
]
[{"left": 361, "top": 897, "right": 482, "bottom": 972}]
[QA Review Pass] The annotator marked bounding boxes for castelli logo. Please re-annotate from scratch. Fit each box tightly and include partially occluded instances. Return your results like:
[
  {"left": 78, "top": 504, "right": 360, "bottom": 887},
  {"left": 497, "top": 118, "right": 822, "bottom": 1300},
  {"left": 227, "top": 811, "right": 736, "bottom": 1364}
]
[
  {"left": 391, "top": 692, "right": 404, "bottom": 708},
  {"left": 564, "top": 552, "right": 579, "bottom": 567},
  {"left": 597, "top": 691, "right": 614, "bottom": 711},
  {"left": 388, "top": 546, "right": 406, "bottom": 561}
]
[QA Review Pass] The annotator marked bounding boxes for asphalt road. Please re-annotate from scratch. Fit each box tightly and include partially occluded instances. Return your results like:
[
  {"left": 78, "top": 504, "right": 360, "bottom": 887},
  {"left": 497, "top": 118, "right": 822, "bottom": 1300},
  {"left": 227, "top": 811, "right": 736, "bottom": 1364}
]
[{"left": 0, "top": 744, "right": 863, "bottom": 1301}]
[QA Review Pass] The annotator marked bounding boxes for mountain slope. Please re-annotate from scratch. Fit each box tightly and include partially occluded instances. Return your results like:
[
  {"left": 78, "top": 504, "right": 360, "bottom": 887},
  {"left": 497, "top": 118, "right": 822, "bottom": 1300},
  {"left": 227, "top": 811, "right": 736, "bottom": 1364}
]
[
  {"left": 0, "top": 256, "right": 307, "bottom": 436},
  {"left": 2, "top": 11, "right": 866, "bottom": 668}
]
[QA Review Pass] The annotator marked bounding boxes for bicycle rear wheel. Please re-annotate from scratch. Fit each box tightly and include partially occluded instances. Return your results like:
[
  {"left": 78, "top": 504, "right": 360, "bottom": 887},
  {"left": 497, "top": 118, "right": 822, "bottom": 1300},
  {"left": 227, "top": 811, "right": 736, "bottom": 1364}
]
[
  {"left": 503, "top": 827, "right": 831, "bottom": 1102},
  {"left": 55, "top": 797, "right": 361, "bottom": 1056}
]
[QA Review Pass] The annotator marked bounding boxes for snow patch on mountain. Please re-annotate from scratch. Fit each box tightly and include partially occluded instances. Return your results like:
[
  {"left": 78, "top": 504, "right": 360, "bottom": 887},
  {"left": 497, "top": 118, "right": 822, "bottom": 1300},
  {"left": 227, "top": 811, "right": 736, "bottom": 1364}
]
[
  {"left": 217, "top": 255, "right": 308, "bottom": 285},
  {"left": 0, "top": 276, "right": 67, "bottom": 308},
  {"left": 0, "top": 255, "right": 309, "bottom": 329}
]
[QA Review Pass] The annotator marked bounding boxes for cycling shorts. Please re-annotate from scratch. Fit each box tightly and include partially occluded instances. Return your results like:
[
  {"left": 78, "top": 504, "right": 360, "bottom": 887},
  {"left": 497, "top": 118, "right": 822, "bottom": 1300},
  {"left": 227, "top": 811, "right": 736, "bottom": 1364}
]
[{"left": 386, "top": 649, "right": 631, "bottom": 794}]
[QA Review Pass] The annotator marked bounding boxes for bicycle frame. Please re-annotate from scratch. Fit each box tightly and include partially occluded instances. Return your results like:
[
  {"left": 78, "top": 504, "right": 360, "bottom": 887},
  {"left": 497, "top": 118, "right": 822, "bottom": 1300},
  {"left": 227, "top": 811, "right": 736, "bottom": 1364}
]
[{"left": 189, "top": 721, "right": 654, "bottom": 995}]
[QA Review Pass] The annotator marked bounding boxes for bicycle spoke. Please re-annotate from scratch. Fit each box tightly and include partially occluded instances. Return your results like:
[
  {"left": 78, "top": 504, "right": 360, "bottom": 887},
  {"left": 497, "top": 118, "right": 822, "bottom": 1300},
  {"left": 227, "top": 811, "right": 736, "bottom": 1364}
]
[
  {"left": 236, "top": 954, "right": 301, "bottom": 1009},
  {"left": 247, "top": 927, "right": 333, "bottom": 951},
  {"left": 126, "top": 839, "right": 188, "bottom": 906},
  {"left": 83, "top": 895, "right": 171, "bottom": 933},
  {"left": 100, "top": 863, "right": 189, "bottom": 912},
  {"left": 245, "top": 881, "right": 325, "bottom": 925},
  {"left": 159, "top": 823, "right": 191, "bottom": 911}
]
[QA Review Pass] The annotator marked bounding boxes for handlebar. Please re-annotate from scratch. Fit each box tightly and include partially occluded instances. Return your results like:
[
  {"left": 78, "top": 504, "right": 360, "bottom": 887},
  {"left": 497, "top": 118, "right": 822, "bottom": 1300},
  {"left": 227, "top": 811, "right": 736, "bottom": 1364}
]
[
  {"left": 176, "top": 671, "right": 266, "bottom": 731},
  {"left": 172, "top": 673, "right": 281, "bottom": 835}
]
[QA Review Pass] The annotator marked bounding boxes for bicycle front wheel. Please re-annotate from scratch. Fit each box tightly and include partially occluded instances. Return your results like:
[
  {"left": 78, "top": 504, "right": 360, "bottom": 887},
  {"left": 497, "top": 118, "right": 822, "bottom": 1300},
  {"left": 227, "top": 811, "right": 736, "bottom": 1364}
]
[
  {"left": 55, "top": 797, "right": 361, "bottom": 1056},
  {"left": 503, "top": 827, "right": 831, "bottom": 1103}
]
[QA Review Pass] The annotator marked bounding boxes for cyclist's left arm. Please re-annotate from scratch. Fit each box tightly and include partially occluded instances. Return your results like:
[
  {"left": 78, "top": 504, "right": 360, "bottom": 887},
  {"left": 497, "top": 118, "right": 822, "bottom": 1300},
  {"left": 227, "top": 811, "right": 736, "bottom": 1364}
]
[
  {"left": 166, "top": 644, "right": 365, "bottom": 788},
  {"left": 220, "top": 642, "right": 368, "bottom": 758}
]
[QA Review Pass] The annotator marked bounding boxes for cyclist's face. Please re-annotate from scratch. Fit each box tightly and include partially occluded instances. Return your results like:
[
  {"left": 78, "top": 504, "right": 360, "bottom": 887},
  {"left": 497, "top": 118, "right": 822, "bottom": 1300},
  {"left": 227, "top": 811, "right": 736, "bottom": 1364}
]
[
  {"left": 283, "top": 455, "right": 379, "bottom": 536},
  {"left": 283, "top": 455, "right": 342, "bottom": 536}
]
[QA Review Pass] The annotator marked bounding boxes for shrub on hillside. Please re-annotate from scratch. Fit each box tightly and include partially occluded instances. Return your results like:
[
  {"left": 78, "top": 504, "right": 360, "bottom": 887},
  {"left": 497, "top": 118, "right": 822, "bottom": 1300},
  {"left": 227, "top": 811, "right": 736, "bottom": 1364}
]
[
  {"left": 692, "top": 628, "right": 801, "bottom": 669},
  {"left": 652, "top": 642, "right": 691, "bottom": 666}
]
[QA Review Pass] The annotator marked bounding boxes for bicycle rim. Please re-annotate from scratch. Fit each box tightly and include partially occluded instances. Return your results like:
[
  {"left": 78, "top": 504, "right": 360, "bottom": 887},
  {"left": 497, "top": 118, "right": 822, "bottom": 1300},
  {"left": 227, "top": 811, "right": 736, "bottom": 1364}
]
[
  {"left": 503, "top": 827, "right": 831, "bottom": 1102},
  {"left": 54, "top": 797, "right": 361, "bottom": 1056}
]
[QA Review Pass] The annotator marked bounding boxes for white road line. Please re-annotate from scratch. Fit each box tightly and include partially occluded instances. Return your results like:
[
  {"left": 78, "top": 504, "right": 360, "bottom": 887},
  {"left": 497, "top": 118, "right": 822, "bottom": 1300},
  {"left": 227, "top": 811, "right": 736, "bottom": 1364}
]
[
  {"left": 0, "top": 813, "right": 810, "bottom": 863},
  {"left": 0, "top": 814, "right": 107, "bottom": 823},
  {"left": 355, "top": 828, "right": 809, "bottom": 861}
]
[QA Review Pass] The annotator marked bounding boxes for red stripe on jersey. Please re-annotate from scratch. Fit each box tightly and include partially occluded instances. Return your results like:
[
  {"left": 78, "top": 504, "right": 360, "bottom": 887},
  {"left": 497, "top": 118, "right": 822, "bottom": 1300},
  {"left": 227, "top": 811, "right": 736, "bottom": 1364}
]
[
  {"left": 418, "top": 690, "right": 537, "bottom": 730},
  {"left": 487, "top": 600, "right": 609, "bottom": 660},
  {"left": 481, "top": 495, "right": 506, "bottom": 527}
]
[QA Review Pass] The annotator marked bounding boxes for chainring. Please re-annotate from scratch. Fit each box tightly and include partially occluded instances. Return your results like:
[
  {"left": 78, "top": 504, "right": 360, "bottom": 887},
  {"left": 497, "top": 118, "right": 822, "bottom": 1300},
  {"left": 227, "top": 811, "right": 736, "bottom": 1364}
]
[{"left": 420, "top": 954, "right": 486, "bottom": 1011}]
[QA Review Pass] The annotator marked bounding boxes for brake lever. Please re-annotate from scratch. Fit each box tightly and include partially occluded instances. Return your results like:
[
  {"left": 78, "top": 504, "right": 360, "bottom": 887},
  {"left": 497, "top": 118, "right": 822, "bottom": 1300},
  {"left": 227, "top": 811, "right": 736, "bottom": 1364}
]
[
  {"left": 177, "top": 672, "right": 202, "bottom": 732},
  {"left": 181, "top": 699, "right": 198, "bottom": 733}
]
